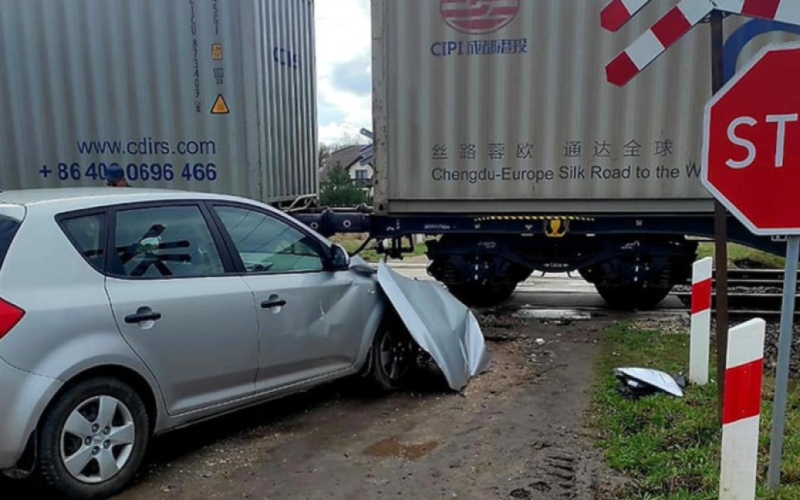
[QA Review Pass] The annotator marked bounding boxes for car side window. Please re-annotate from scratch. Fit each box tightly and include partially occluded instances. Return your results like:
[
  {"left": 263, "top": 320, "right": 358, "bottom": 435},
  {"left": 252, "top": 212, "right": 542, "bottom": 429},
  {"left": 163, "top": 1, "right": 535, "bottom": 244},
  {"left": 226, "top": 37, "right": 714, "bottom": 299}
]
[
  {"left": 214, "top": 206, "right": 325, "bottom": 274},
  {"left": 60, "top": 213, "right": 106, "bottom": 272},
  {"left": 112, "top": 206, "right": 224, "bottom": 279}
]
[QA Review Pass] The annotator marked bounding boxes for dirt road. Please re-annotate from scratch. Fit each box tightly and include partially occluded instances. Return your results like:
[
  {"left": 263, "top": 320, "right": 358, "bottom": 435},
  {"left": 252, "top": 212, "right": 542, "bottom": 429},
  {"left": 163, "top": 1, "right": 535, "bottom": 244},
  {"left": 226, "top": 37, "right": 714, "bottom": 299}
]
[{"left": 4, "top": 313, "right": 620, "bottom": 500}]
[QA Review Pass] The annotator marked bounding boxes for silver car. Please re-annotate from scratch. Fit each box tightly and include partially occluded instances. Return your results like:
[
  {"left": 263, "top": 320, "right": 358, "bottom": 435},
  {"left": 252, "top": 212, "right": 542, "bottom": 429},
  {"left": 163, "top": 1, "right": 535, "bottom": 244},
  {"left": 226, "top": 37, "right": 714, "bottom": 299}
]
[{"left": 0, "top": 189, "right": 416, "bottom": 499}]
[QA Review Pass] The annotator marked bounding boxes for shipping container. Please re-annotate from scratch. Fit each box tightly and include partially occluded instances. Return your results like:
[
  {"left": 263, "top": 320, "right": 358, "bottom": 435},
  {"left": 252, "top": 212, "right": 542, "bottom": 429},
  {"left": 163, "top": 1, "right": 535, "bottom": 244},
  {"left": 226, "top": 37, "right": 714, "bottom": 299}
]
[
  {"left": 371, "top": 0, "right": 800, "bottom": 214},
  {"left": 0, "top": 0, "right": 317, "bottom": 203}
]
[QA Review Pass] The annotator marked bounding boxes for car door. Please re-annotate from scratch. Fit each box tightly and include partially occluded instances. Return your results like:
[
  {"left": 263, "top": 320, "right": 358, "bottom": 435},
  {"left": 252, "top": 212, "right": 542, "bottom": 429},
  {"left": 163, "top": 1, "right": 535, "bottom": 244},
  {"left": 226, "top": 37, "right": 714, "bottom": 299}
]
[
  {"left": 209, "top": 203, "right": 374, "bottom": 393},
  {"left": 104, "top": 203, "right": 260, "bottom": 416}
]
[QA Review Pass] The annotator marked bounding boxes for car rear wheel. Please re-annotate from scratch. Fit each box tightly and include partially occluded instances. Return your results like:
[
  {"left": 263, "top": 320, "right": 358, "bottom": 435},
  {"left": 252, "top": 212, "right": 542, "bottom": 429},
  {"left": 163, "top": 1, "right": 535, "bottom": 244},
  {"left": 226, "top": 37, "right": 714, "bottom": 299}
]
[
  {"left": 369, "top": 317, "right": 418, "bottom": 391},
  {"left": 37, "top": 378, "right": 150, "bottom": 500}
]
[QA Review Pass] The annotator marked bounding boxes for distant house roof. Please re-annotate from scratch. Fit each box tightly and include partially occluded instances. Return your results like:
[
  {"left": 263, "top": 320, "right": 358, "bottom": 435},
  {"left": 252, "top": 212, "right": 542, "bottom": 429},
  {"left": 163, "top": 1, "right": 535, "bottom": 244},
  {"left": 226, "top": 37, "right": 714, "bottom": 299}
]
[{"left": 328, "top": 145, "right": 363, "bottom": 171}]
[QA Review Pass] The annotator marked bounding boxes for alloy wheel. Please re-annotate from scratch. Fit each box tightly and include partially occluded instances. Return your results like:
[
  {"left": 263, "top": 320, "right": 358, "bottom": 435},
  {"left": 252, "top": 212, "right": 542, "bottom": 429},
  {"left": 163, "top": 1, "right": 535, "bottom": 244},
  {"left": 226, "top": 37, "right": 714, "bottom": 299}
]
[
  {"left": 379, "top": 329, "right": 414, "bottom": 382},
  {"left": 60, "top": 396, "right": 136, "bottom": 484}
]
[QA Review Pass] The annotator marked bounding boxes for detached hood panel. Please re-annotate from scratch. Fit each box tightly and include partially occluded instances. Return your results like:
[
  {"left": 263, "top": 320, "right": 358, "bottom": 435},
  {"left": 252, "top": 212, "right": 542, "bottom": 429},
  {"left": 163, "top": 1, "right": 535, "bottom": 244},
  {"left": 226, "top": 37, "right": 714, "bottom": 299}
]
[{"left": 377, "top": 263, "right": 490, "bottom": 391}]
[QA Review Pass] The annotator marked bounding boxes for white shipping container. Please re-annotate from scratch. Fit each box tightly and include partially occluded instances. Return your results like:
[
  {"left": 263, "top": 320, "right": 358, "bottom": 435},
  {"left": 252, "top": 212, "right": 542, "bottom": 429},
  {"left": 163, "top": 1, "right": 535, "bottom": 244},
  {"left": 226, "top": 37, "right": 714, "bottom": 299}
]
[
  {"left": 0, "top": 0, "right": 317, "bottom": 203},
  {"left": 371, "top": 0, "right": 800, "bottom": 214}
]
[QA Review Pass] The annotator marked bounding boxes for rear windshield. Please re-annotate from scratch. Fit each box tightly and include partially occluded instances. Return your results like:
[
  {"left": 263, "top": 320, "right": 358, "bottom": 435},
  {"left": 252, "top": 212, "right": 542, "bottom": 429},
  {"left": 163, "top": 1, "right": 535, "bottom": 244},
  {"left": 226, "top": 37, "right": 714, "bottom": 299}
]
[{"left": 0, "top": 216, "right": 21, "bottom": 269}]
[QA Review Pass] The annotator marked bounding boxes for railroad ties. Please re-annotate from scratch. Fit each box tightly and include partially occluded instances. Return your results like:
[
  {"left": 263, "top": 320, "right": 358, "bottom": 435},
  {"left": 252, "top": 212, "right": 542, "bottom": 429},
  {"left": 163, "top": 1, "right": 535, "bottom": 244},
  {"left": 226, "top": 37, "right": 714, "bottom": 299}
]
[{"left": 674, "top": 269, "right": 796, "bottom": 319}]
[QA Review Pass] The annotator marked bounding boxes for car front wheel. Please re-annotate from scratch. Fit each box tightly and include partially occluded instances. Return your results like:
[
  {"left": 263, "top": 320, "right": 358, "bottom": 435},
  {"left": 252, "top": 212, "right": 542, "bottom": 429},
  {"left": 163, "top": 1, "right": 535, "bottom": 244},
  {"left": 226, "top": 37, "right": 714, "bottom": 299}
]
[
  {"left": 369, "top": 316, "right": 418, "bottom": 391},
  {"left": 37, "top": 377, "right": 150, "bottom": 500}
]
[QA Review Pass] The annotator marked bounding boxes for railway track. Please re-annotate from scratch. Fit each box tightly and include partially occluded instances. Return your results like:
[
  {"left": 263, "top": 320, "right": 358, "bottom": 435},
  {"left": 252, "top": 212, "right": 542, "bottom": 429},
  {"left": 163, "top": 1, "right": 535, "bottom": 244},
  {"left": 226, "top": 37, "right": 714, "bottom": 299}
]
[
  {"left": 673, "top": 268, "right": 793, "bottom": 318},
  {"left": 392, "top": 265, "right": 793, "bottom": 318}
]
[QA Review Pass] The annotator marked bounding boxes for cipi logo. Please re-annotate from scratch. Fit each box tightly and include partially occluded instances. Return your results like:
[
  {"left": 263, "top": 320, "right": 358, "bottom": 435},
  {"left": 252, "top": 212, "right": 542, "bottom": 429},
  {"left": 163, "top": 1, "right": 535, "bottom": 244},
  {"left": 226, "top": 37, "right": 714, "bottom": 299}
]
[{"left": 440, "top": 0, "right": 521, "bottom": 34}]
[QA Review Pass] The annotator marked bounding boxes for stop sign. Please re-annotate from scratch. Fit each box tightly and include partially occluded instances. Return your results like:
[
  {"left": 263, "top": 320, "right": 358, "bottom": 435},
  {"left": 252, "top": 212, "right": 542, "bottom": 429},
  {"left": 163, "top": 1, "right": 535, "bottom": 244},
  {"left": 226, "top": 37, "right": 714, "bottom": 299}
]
[{"left": 703, "top": 43, "right": 800, "bottom": 236}]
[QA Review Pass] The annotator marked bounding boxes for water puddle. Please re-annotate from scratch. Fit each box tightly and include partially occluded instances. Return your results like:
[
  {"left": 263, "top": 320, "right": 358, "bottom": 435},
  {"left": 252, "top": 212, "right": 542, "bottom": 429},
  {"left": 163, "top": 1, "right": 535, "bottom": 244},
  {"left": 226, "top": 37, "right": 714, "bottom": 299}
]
[{"left": 365, "top": 437, "right": 440, "bottom": 460}]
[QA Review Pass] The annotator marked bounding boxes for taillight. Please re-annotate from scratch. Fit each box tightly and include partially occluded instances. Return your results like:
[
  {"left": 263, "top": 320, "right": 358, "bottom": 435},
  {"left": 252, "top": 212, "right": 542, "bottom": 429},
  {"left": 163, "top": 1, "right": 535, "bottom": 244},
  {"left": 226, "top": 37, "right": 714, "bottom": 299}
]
[{"left": 0, "top": 298, "right": 25, "bottom": 340}]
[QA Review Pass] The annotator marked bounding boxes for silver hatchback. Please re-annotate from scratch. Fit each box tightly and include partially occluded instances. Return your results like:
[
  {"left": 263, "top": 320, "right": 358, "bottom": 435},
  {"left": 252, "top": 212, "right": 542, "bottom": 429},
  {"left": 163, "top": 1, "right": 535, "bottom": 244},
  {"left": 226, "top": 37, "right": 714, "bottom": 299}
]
[{"left": 0, "top": 189, "right": 416, "bottom": 499}]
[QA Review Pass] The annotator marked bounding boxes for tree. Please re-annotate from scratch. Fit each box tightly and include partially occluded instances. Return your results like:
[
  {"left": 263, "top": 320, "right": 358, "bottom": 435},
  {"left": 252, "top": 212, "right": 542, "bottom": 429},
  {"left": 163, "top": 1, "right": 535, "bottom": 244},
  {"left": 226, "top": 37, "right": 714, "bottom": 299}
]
[
  {"left": 319, "top": 143, "right": 334, "bottom": 171},
  {"left": 320, "top": 165, "right": 368, "bottom": 207}
]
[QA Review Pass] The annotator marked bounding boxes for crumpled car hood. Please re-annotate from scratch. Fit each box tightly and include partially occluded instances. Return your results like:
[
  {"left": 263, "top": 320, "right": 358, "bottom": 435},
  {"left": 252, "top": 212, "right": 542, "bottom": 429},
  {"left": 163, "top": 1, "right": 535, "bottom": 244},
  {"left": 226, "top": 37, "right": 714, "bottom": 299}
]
[{"left": 377, "top": 262, "right": 490, "bottom": 391}]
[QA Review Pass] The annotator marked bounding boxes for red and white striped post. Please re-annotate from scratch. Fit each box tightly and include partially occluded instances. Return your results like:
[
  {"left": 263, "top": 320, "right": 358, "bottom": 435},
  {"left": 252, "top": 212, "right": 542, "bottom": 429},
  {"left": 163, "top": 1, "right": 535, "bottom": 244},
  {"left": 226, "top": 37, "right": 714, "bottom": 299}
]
[
  {"left": 720, "top": 319, "right": 765, "bottom": 500},
  {"left": 690, "top": 257, "right": 713, "bottom": 385}
]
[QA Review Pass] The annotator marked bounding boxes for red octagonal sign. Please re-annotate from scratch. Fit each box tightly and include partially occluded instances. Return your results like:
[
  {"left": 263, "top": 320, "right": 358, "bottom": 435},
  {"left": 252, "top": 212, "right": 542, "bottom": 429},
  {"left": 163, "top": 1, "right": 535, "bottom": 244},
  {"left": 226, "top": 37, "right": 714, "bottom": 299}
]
[{"left": 703, "top": 43, "right": 800, "bottom": 236}]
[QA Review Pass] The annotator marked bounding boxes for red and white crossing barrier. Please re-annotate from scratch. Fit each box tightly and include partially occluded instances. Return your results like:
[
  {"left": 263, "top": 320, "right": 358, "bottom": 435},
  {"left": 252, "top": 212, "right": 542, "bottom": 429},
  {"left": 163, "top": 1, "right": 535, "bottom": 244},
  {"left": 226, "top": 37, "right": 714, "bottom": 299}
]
[
  {"left": 604, "top": 0, "right": 800, "bottom": 86},
  {"left": 715, "top": 0, "right": 800, "bottom": 24},
  {"left": 690, "top": 257, "right": 712, "bottom": 385},
  {"left": 720, "top": 319, "right": 765, "bottom": 500},
  {"left": 606, "top": 0, "right": 714, "bottom": 86},
  {"left": 601, "top": 0, "right": 653, "bottom": 32}
]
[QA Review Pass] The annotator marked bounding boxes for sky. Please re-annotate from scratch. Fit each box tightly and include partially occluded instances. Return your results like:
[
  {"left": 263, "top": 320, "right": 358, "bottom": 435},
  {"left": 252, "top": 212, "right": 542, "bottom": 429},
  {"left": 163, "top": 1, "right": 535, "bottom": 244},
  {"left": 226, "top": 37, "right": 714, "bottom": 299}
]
[{"left": 315, "top": 0, "right": 372, "bottom": 146}]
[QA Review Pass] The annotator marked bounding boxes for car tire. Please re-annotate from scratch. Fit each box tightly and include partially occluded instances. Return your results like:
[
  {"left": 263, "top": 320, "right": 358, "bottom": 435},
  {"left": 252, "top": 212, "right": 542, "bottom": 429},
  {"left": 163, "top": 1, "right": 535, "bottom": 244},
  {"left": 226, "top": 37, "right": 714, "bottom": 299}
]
[
  {"left": 368, "top": 316, "right": 418, "bottom": 392},
  {"left": 36, "top": 378, "right": 150, "bottom": 500}
]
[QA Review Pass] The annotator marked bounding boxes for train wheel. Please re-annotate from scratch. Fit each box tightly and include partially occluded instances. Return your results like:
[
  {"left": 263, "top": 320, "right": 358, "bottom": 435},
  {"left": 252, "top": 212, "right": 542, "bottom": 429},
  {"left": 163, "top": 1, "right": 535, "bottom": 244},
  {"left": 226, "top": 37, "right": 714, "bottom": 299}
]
[
  {"left": 595, "top": 284, "right": 673, "bottom": 310},
  {"left": 447, "top": 283, "right": 517, "bottom": 307}
]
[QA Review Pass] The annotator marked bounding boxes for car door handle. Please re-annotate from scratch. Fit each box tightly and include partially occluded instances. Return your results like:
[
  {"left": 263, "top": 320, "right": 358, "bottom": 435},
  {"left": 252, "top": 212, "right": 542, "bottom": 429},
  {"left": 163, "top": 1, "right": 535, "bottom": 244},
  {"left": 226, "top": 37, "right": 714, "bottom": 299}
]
[
  {"left": 125, "top": 311, "right": 163, "bottom": 324},
  {"left": 261, "top": 299, "right": 287, "bottom": 309}
]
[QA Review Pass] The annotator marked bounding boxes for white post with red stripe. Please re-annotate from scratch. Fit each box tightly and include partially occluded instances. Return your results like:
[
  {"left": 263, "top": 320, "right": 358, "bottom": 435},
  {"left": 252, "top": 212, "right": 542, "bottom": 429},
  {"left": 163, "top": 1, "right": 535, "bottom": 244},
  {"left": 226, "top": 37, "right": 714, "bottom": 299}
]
[
  {"left": 720, "top": 318, "right": 765, "bottom": 500},
  {"left": 690, "top": 257, "right": 713, "bottom": 385}
]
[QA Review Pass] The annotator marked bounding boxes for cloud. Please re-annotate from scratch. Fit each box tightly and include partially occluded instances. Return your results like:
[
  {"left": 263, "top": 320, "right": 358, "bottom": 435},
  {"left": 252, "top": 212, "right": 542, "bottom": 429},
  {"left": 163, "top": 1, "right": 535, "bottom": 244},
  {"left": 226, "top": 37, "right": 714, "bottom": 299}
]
[
  {"left": 331, "top": 55, "right": 372, "bottom": 96},
  {"left": 316, "top": 0, "right": 373, "bottom": 145},
  {"left": 319, "top": 123, "right": 366, "bottom": 146},
  {"left": 318, "top": 102, "right": 347, "bottom": 126}
]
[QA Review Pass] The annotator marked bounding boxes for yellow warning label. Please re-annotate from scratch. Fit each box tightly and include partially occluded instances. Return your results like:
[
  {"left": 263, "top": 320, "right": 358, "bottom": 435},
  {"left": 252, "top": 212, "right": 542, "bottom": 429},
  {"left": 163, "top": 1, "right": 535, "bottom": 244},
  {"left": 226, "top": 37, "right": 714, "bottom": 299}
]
[
  {"left": 211, "top": 94, "right": 230, "bottom": 115},
  {"left": 212, "top": 43, "right": 223, "bottom": 61},
  {"left": 544, "top": 219, "right": 570, "bottom": 238}
]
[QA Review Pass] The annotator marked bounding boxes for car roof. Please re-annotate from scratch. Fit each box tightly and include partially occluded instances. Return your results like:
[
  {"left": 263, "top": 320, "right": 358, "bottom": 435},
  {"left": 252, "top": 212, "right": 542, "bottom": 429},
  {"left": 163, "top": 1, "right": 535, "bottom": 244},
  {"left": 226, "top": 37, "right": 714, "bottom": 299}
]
[
  {"left": 0, "top": 188, "right": 333, "bottom": 247},
  {"left": 0, "top": 188, "right": 227, "bottom": 206}
]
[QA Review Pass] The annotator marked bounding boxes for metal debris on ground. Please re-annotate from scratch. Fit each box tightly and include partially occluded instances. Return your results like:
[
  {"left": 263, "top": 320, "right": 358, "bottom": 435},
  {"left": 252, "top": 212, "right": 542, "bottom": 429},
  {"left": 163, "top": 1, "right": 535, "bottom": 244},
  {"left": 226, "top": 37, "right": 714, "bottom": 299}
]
[
  {"left": 512, "top": 308, "right": 592, "bottom": 321},
  {"left": 615, "top": 367, "right": 685, "bottom": 399}
]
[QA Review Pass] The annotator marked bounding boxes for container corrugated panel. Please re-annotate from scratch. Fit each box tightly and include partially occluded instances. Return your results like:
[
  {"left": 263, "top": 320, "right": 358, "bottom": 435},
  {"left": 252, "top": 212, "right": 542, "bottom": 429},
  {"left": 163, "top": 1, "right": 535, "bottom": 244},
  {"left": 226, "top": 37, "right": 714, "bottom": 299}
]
[
  {"left": 0, "top": 0, "right": 317, "bottom": 203},
  {"left": 372, "top": 0, "right": 800, "bottom": 214}
]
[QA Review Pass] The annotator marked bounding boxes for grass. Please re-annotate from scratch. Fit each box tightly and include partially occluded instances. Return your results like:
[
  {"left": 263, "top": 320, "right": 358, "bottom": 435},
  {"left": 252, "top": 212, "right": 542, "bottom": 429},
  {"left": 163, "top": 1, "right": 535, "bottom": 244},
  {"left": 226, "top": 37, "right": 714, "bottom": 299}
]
[
  {"left": 697, "top": 243, "right": 785, "bottom": 269},
  {"left": 331, "top": 234, "right": 428, "bottom": 263},
  {"left": 591, "top": 323, "right": 800, "bottom": 499}
]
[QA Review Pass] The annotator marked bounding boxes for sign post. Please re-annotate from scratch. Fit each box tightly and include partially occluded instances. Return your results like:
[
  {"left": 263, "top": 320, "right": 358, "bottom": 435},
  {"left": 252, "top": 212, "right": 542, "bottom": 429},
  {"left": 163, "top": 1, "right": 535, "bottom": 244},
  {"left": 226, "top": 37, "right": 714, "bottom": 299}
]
[
  {"left": 702, "top": 43, "right": 800, "bottom": 490},
  {"left": 768, "top": 236, "right": 800, "bottom": 489},
  {"left": 709, "top": 11, "right": 730, "bottom": 423}
]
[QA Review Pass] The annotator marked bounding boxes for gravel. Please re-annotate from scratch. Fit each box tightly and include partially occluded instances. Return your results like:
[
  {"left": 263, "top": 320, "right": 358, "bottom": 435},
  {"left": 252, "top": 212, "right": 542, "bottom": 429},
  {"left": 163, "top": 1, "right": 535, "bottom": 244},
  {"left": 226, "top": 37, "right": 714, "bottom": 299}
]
[{"left": 763, "top": 323, "right": 800, "bottom": 376}]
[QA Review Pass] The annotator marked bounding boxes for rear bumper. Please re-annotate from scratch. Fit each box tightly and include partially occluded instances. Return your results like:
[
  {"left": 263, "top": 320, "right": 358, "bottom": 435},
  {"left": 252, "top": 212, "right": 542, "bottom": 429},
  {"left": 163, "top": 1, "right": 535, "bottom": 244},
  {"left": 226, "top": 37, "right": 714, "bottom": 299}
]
[{"left": 0, "top": 356, "right": 61, "bottom": 470}]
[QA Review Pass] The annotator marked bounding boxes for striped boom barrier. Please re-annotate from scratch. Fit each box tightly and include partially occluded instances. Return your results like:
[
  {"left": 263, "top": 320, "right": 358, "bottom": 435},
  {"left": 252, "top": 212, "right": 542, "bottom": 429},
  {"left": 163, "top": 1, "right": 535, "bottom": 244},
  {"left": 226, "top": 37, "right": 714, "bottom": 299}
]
[
  {"left": 715, "top": 0, "right": 800, "bottom": 25},
  {"left": 720, "top": 319, "right": 765, "bottom": 500},
  {"left": 604, "top": 0, "right": 800, "bottom": 86},
  {"left": 690, "top": 257, "right": 713, "bottom": 385},
  {"left": 606, "top": 0, "right": 714, "bottom": 86},
  {"left": 601, "top": 0, "right": 653, "bottom": 31}
]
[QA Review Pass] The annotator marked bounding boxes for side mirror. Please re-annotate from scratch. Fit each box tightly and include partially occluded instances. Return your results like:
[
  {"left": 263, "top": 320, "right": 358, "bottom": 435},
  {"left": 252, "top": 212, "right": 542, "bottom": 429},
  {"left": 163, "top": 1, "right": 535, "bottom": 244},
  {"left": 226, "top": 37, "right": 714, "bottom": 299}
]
[{"left": 330, "top": 244, "right": 350, "bottom": 270}]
